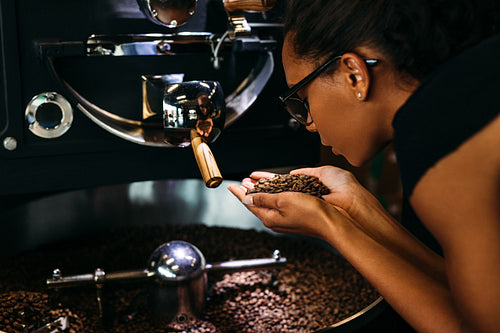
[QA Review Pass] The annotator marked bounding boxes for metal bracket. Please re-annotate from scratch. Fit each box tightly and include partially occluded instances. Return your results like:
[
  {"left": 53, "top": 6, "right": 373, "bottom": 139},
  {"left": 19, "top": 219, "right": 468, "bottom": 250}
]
[{"left": 38, "top": 33, "right": 275, "bottom": 147}]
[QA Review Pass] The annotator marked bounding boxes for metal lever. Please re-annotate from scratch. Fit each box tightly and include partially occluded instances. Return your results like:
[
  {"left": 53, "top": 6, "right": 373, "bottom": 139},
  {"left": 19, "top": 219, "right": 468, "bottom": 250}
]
[
  {"left": 47, "top": 268, "right": 154, "bottom": 288},
  {"left": 205, "top": 249, "right": 286, "bottom": 272},
  {"left": 46, "top": 251, "right": 286, "bottom": 288}
]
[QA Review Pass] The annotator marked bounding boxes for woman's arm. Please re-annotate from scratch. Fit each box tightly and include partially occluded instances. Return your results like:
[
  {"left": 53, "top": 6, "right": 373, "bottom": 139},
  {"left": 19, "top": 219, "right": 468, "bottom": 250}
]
[
  {"left": 410, "top": 114, "right": 500, "bottom": 333},
  {"left": 242, "top": 167, "right": 447, "bottom": 284},
  {"left": 228, "top": 180, "right": 462, "bottom": 332},
  {"left": 292, "top": 166, "right": 448, "bottom": 285}
]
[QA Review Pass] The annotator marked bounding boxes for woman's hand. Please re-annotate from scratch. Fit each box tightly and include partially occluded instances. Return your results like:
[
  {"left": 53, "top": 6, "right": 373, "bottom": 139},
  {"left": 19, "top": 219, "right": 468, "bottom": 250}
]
[
  {"left": 227, "top": 180, "right": 352, "bottom": 241},
  {"left": 237, "top": 166, "right": 377, "bottom": 223},
  {"left": 227, "top": 165, "right": 367, "bottom": 241},
  {"left": 290, "top": 166, "right": 362, "bottom": 213}
]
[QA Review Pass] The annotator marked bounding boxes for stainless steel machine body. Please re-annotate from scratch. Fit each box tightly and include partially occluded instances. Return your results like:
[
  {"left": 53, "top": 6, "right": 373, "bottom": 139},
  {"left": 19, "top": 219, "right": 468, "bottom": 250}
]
[{"left": 0, "top": 0, "right": 320, "bottom": 197}]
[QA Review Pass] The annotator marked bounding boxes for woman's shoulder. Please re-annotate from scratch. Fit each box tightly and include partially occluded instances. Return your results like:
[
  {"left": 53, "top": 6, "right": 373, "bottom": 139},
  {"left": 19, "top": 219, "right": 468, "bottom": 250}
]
[
  {"left": 409, "top": 112, "right": 500, "bottom": 251},
  {"left": 395, "top": 33, "right": 500, "bottom": 127},
  {"left": 392, "top": 33, "right": 500, "bottom": 198}
]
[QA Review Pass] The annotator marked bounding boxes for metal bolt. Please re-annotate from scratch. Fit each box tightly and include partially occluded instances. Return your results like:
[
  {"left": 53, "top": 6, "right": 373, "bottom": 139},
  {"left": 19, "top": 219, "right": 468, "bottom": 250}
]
[
  {"left": 273, "top": 249, "right": 281, "bottom": 260},
  {"left": 94, "top": 268, "right": 106, "bottom": 284},
  {"left": 52, "top": 269, "right": 62, "bottom": 280},
  {"left": 3, "top": 137, "right": 18, "bottom": 151},
  {"left": 157, "top": 41, "right": 171, "bottom": 54},
  {"left": 45, "top": 92, "right": 55, "bottom": 101}
]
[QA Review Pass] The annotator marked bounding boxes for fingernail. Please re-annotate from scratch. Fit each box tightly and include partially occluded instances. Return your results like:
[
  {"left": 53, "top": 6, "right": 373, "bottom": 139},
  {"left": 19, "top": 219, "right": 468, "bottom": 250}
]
[{"left": 242, "top": 195, "right": 254, "bottom": 206}]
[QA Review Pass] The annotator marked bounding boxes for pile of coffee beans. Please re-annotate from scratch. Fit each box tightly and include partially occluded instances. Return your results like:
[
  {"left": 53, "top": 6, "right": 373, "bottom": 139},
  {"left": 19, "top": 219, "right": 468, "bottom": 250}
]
[
  {"left": 0, "top": 225, "right": 379, "bottom": 332},
  {"left": 0, "top": 291, "right": 84, "bottom": 332},
  {"left": 246, "top": 174, "right": 330, "bottom": 198}
]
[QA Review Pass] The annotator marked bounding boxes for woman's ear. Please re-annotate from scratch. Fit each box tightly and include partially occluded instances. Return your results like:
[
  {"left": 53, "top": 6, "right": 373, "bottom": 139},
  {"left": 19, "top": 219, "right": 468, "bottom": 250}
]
[{"left": 339, "top": 53, "right": 371, "bottom": 101}]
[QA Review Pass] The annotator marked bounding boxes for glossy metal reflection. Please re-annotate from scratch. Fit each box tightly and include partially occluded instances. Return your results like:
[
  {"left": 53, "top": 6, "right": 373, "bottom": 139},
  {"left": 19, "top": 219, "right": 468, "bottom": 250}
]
[
  {"left": 145, "top": 79, "right": 225, "bottom": 187},
  {"left": 54, "top": 33, "right": 275, "bottom": 139},
  {"left": 148, "top": 240, "right": 207, "bottom": 326},
  {"left": 161, "top": 80, "right": 224, "bottom": 142},
  {"left": 137, "top": 0, "right": 197, "bottom": 28},
  {"left": 46, "top": 240, "right": 287, "bottom": 327},
  {"left": 141, "top": 78, "right": 225, "bottom": 145},
  {"left": 25, "top": 92, "right": 73, "bottom": 139},
  {"left": 148, "top": 240, "right": 206, "bottom": 282}
]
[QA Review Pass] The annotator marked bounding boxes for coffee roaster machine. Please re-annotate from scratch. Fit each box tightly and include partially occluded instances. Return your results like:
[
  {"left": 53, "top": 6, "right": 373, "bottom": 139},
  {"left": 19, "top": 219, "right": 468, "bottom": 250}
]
[{"left": 0, "top": 1, "right": 401, "bottom": 332}]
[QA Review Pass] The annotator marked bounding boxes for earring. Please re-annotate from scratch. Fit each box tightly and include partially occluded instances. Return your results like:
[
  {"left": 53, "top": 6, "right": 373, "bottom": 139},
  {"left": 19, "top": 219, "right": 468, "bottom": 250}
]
[{"left": 357, "top": 93, "right": 362, "bottom": 99}]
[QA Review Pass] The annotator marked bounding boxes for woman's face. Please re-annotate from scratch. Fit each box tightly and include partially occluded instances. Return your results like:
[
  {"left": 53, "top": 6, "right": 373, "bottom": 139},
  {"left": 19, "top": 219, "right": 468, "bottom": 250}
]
[{"left": 281, "top": 35, "right": 394, "bottom": 167}]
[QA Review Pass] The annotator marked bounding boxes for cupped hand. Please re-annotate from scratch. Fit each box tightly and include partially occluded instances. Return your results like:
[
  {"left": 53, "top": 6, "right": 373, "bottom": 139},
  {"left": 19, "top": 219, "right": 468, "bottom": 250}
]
[
  {"left": 231, "top": 166, "right": 381, "bottom": 231},
  {"left": 240, "top": 171, "right": 277, "bottom": 190},
  {"left": 240, "top": 166, "right": 366, "bottom": 216},
  {"left": 289, "top": 166, "right": 378, "bottom": 220},
  {"left": 227, "top": 182, "right": 352, "bottom": 241}
]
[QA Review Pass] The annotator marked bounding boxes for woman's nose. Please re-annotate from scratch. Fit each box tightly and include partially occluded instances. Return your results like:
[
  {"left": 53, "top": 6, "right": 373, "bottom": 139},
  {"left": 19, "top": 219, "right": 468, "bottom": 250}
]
[{"left": 306, "top": 121, "right": 317, "bottom": 132}]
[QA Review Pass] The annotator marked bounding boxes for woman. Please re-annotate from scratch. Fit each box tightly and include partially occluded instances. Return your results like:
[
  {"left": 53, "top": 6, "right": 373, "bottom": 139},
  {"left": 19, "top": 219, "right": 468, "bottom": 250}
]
[{"left": 228, "top": 1, "right": 500, "bottom": 332}]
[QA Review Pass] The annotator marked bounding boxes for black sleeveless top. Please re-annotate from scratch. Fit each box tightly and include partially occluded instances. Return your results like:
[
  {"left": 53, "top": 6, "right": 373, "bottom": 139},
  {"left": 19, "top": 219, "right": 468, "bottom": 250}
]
[{"left": 392, "top": 33, "right": 500, "bottom": 255}]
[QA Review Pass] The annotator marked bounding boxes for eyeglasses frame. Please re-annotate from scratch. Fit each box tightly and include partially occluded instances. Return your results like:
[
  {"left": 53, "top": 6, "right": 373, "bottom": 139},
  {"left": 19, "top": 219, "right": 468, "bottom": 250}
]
[{"left": 278, "top": 55, "right": 379, "bottom": 126}]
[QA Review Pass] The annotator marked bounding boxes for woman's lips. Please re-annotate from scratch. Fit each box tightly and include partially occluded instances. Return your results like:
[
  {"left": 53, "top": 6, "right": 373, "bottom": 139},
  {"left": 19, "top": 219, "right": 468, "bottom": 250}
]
[{"left": 331, "top": 147, "right": 339, "bottom": 155}]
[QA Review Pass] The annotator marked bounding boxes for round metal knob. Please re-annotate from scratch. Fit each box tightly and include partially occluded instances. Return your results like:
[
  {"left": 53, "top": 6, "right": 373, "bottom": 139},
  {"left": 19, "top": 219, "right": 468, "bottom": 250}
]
[{"left": 148, "top": 240, "right": 206, "bottom": 283}]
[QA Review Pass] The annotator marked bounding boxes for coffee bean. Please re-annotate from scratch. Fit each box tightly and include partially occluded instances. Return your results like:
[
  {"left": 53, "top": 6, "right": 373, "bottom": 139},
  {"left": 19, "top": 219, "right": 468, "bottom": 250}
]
[
  {"left": 246, "top": 174, "right": 330, "bottom": 198},
  {"left": 0, "top": 225, "right": 379, "bottom": 332}
]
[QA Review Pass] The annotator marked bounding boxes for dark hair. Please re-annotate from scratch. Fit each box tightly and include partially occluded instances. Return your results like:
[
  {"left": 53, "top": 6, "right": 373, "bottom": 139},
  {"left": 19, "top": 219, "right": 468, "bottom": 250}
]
[{"left": 283, "top": 0, "right": 500, "bottom": 81}]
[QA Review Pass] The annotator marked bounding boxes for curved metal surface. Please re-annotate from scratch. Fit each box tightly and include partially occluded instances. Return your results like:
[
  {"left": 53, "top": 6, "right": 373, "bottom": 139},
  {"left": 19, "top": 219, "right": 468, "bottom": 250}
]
[
  {"left": 137, "top": 0, "right": 198, "bottom": 28},
  {"left": 2, "top": 179, "right": 387, "bottom": 332},
  {"left": 1, "top": 179, "right": 268, "bottom": 257},
  {"left": 316, "top": 297, "right": 387, "bottom": 333},
  {"left": 25, "top": 92, "right": 74, "bottom": 139},
  {"left": 149, "top": 240, "right": 206, "bottom": 282},
  {"left": 224, "top": 50, "right": 274, "bottom": 126},
  {"left": 47, "top": 34, "right": 274, "bottom": 146},
  {"left": 87, "top": 33, "right": 215, "bottom": 56}
]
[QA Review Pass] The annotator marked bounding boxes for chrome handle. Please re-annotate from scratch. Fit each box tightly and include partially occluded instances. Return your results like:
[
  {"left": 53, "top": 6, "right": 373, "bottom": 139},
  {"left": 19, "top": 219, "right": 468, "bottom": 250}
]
[
  {"left": 204, "top": 250, "right": 287, "bottom": 273},
  {"left": 46, "top": 268, "right": 153, "bottom": 288}
]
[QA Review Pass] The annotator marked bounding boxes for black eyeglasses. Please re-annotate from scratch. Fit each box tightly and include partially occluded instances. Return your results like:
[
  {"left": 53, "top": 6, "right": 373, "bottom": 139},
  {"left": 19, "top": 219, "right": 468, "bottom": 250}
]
[{"left": 279, "top": 55, "right": 379, "bottom": 126}]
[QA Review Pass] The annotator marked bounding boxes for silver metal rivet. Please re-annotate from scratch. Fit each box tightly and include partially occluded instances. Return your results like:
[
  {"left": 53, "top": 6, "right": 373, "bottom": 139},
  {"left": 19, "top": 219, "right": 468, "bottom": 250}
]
[
  {"left": 3, "top": 137, "right": 18, "bottom": 151},
  {"left": 52, "top": 269, "right": 62, "bottom": 280},
  {"left": 273, "top": 249, "right": 281, "bottom": 260}
]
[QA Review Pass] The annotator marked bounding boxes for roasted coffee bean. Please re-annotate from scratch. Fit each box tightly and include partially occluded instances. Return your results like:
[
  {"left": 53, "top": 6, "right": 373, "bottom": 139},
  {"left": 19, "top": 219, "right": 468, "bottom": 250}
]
[
  {"left": 0, "top": 225, "right": 379, "bottom": 332},
  {"left": 246, "top": 174, "right": 330, "bottom": 198},
  {"left": 0, "top": 291, "right": 84, "bottom": 333}
]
